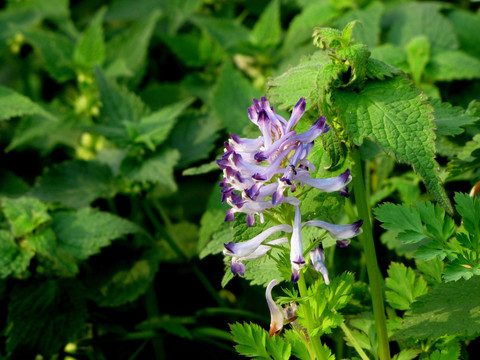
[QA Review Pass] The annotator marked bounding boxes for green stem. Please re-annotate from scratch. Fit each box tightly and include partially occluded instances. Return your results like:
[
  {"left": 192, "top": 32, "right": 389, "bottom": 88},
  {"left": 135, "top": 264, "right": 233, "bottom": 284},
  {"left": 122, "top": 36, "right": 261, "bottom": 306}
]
[
  {"left": 350, "top": 148, "right": 390, "bottom": 360},
  {"left": 297, "top": 275, "right": 328, "bottom": 360},
  {"left": 339, "top": 320, "right": 370, "bottom": 360}
]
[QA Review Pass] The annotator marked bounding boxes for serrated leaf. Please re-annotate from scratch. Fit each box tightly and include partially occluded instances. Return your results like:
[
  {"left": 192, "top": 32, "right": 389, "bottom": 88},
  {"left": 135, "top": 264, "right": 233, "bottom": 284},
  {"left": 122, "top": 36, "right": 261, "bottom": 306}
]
[
  {"left": 268, "top": 52, "right": 332, "bottom": 111},
  {"left": 132, "top": 97, "right": 194, "bottom": 150},
  {"left": 0, "top": 170, "right": 30, "bottom": 197},
  {"left": 406, "top": 35, "right": 430, "bottom": 84},
  {"left": 425, "top": 50, "right": 480, "bottom": 81},
  {"left": 334, "top": 76, "right": 452, "bottom": 213},
  {"left": 52, "top": 208, "right": 144, "bottom": 260},
  {"left": 374, "top": 203, "right": 424, "bottom": 235},
  {"left": 2, "top": 197, "right": 50, "bottom": 237},
  {"left": 454, "top": 192, "right": 480, "bottom": 241},
  {"left": 392, "top": 349, "right": 422, "bottom": 360},
  {"left": 431, "top": 99, "right": 479, "bottom": 136},
  {"left": 334, "top": 1, "right": 384, "bottom": 48},
  {"left": 0, "top": 86, "right": 53, "bottom": 121},
  {"left": 447, "top": 9, "right": 480, "bottom": 58},
  {"left": 95, "top": 66, "right": 148, "bottom": 126},
  {"left": 282, "top": 2, "right": 339, "bottom": 52},
  {"left": 386, "top": 3, "right": 458, "bottom": 52},
  {"left": 266, "top": 333, "right": 291, "bottom": 360},
  {"left": 394, "top": 276, "right": 480, "bottom": 339},
  {"left": 443, "top": 260, "right": 480, "bottom": 282},
  {"left": 230, "top": 322, "right": 270, "bottom": 359},
  {"left": 105, "top": 10, "right": 160, "bottom": 81},
  {"left": 283, "top": 330, "right": 310, "bottom": 360},
  {"left": 23, "top": 29, "right": 75, "bottom": 82},
  {"left": 88, "top": 248, "right": 160, "bottom": 307},
  {"left": 366, "top": 58, "right": 402, "bottom": 81},
  {"left": 29, "top": 160, "right": 117, "bottom": 209},
  {"left": 251, "top": 0, "right": 281, "bottom": 48},
  {"left": 74, "top": 7, "right": 106, "bottom": 68},
  {"left": 6, "top": 280, "right": 87, "bottom": 358},
  {"left": 121, "top": 148, "right": 180, "bottom": 191},
  {"left": 427, "top": 344, "right": 461, "bottom": 360},
  {"left": 211, "top": 61, "right": 260, "bottom": 134},
  {"left": 191, "top": 15, "right": 250, "bottom": 50},
  {"left": 385, "top": 262, "right": 428, "bottom": 310},
  {"left": 160, "top": 32, "right": 218, "bottom": 68},
  {"left": 0, "top": 230, "right": 34, "bottom": 278},
  {"left": 168, "top": 112, "right": 221, "bottom": 168}
]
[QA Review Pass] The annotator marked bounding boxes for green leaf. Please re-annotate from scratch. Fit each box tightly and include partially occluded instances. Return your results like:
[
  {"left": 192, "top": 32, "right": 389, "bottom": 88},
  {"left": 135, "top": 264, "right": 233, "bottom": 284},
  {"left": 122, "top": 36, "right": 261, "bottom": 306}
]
[
  {"left": 425, "top": 50, "right": 480, "bottom": 81},
  {"left": 447, "top": 9, "right": 480, "bottom": 58},
  {"left": 282, "top": 2, "right": 339, "bottom": 52},
  {"left": 29, "top": 160, "right": 117, "bottom": 209},
  {"left": 0, "top": 230, "right": 34, "bottom": 278},
  {"left": 266, "top": 333, "right": 292, "bottom": 360},
  {"left": 431, "top": 99, "right": 479, "bottom": 136},
  {"left": 2, "top": 197, "right": 50, "bottom": 237},
  {"left": 406, "top": 36, "right": 430, "bottom": 84},
  {"left": 427, "top": 344, "right": 461, "bottom": 360},
  {"left": 73, "top": 7, "right": 106, "bottom": 68},
  {"left": 385, "top": 262, "right": 428, "bottom": 310},
  {"left": 251, "top": 0, "right": 281, "bottom": 48},
  {"left": 283, "top": 330, "right": 311, "bottom": 360},
  {"left": 191, "top": 15, "right": 250, "bottom": 50},
  {"left": 394, "top": 276, "right": 480, "bottom": 339},
  {"left": 121, "top": 148, "right": 180, "bottom": 191},
  {"left": 95, "top": 66, "right": 148, "bottom": 126},
  {"left": 0, "top": 170, "right": 30, "bottom": 197},
  {"left": 366, "top": 58, "right": 402, "bottom": 81},
  {"left": 455, "top": 192, "right": 480, "bottom": 241},
  {"left": 334, "top": 1, "right": 384, "bottom": 48},
  {"left": 386, "top": 3, "right": 458, "bottom": 52},
  {"left": 132, "top": 97, "right": 194, "bottom": 150},
  {"left": 334, "top": 76, "right": 452, "bottom": 213},
  {"left": 88, "top": 248, "right": 160, "bottom": 307},
  {"left": 6, "top": 280, "right": 88, "bottom": 358},
  {"left": 443, "top": 258, "right": 480, "bottom": 282},
  {"left": 0, "top": 86, "right": 53, "bottom": 121},
  {"left": 23, "top": 29, "right": 75, "bottom": 82},
  {"left": 52, "top": 208, "right": 144, "bottom": 260},
  {"left": 229, "top": 322, "right": 270, "bottom": 359},
  {"left": 211, "top": 61, "right": 261, "bottom": 134},
  {"left": 105, "top": 10, "right": 160, "bottom": 81},
  {"left": 374, "top": 203, "right": 424, "bottom": 235},
  {"left": 268, "top": 52, "right": 332, "bottom": 111}
]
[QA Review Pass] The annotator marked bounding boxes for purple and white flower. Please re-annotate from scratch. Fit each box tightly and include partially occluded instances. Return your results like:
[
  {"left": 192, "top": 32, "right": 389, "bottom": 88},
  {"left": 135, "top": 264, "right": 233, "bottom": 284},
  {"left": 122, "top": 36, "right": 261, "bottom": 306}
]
[
  {"left": 217, "top": 97, "right": 362, "bottom": 282},
  {"left": 266, "top": 279, "right": 284, "bottom": 336}
]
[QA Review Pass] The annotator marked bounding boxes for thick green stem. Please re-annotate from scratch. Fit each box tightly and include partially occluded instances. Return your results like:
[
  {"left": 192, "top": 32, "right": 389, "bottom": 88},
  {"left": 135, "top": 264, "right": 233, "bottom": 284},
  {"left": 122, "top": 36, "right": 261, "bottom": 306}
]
[
  {"left": 350, "top": 148, "right": 391, "bottom": 360},
  {"left": 297, "top": 275, "right": 328, "bottom": 360}
]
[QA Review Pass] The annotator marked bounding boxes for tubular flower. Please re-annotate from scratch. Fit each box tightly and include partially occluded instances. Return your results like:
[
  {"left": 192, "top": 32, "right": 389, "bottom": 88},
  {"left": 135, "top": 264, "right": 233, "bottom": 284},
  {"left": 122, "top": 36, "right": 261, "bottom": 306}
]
[
  {"left": 217, "top": 97, "right": 362, "bottom": 281},
  {"left": 266, "top": 279, "right": 284, "bottom": 336},
  {"left": 310, "top": 243, "right": 329, "bottom": 285}
]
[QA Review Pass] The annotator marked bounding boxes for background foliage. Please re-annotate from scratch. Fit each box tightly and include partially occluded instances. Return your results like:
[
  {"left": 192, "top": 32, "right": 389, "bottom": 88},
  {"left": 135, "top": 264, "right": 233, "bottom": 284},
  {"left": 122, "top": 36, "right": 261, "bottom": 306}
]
[{"left": 0, "top": 0, "right": 479, "bottom": 359}]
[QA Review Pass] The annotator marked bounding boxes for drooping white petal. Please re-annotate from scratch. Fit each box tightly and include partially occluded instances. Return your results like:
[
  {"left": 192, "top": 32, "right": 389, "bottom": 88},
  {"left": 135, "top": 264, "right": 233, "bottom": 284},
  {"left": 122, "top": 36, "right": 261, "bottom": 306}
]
[
  {"left": 223, "top": 224, "right": 292, "bottom": 257},
  {"left": 289, "top": 205, "right": 305, "bottom": 282},
  {"left": 303, "top": 219, "right": 363, "bottom": 240},
  {"left": 294, "top": 169, "right": 352, "bottom": 193},
  {"left": 310, "top": 244, "right": 330, "bottom": 285},
  {"left": 266, "top": 279, "right": 284, "bottom": 337}
]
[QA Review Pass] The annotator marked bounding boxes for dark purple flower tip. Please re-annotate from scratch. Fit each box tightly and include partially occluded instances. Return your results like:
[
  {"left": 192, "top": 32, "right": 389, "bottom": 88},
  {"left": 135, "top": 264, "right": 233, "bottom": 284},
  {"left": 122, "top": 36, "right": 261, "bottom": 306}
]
[
  {"left": 230, "top": 133, "right": 241, "bottom": 143},
  {"left": 340, "top": 169, "right": 351, "bottom": 183},
  {"left": 224, "top": 242, "right": 235, "bottom": 253},
  {"left": 253, "top": 173, "right": 267, "bottom": 181},
  {"left": 339, "top": 187, "right": 350, "bottom": 198},
  {"left": 352, "top": 219, "right": 364, "bottom": 232},
  {"left": 246, "top": 214, "right": 255, "bottom": 227},
  {"left": 254, "top": 152, "right": 267, "bottom": 162},
  {"left": 280, "top": 177, "right": 292, "bottom": 185},
  {"left": 253, "top": 98, "right": 261, "bottom": 111},
  {"left": 224, "top": 210, "right": 235, "bottom": 222},
  {"left": 291, "top": 272, "right": 300, "bottom": 283},
  {"left": 216, "top": 158, "right": 228, "bottom": 170},
  {"left": 232, "top": 152, "right": 242, "bottom": 166},
  {"left": 295, "top": 97, "right": 306, "bottom": 112},
  {"left": 245, "top": 184, "right": 261, "bottom": 200},
  {"left": 231, "top": 261, "right": 246, "bottom": 276},
  {"left": 336, "top": 239, "right": 351, "bottom": 248},
  {"left": 292, "top": 257, "right": 305, "bottom": 265}
]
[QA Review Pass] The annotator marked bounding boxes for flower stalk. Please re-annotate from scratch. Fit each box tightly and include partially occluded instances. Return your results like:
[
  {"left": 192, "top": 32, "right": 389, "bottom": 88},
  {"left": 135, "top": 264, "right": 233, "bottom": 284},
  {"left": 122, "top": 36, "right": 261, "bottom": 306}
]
[{"left": 350, "top": 147, "right": 391, "bottom": 360}]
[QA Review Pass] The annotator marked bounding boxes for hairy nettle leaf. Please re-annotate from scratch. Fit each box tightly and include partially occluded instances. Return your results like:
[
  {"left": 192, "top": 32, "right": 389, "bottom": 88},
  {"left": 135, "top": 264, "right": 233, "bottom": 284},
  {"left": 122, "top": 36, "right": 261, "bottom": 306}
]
[{"left": 334, "top": 76, "right": 452, "bottom": 212}]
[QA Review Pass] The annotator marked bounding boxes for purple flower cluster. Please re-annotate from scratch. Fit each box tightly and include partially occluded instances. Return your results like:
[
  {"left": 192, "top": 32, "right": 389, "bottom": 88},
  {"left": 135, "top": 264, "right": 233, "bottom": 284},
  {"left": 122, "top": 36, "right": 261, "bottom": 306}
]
[{"left": 217, "top": 97, "right": 362, "bottom": 283}]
